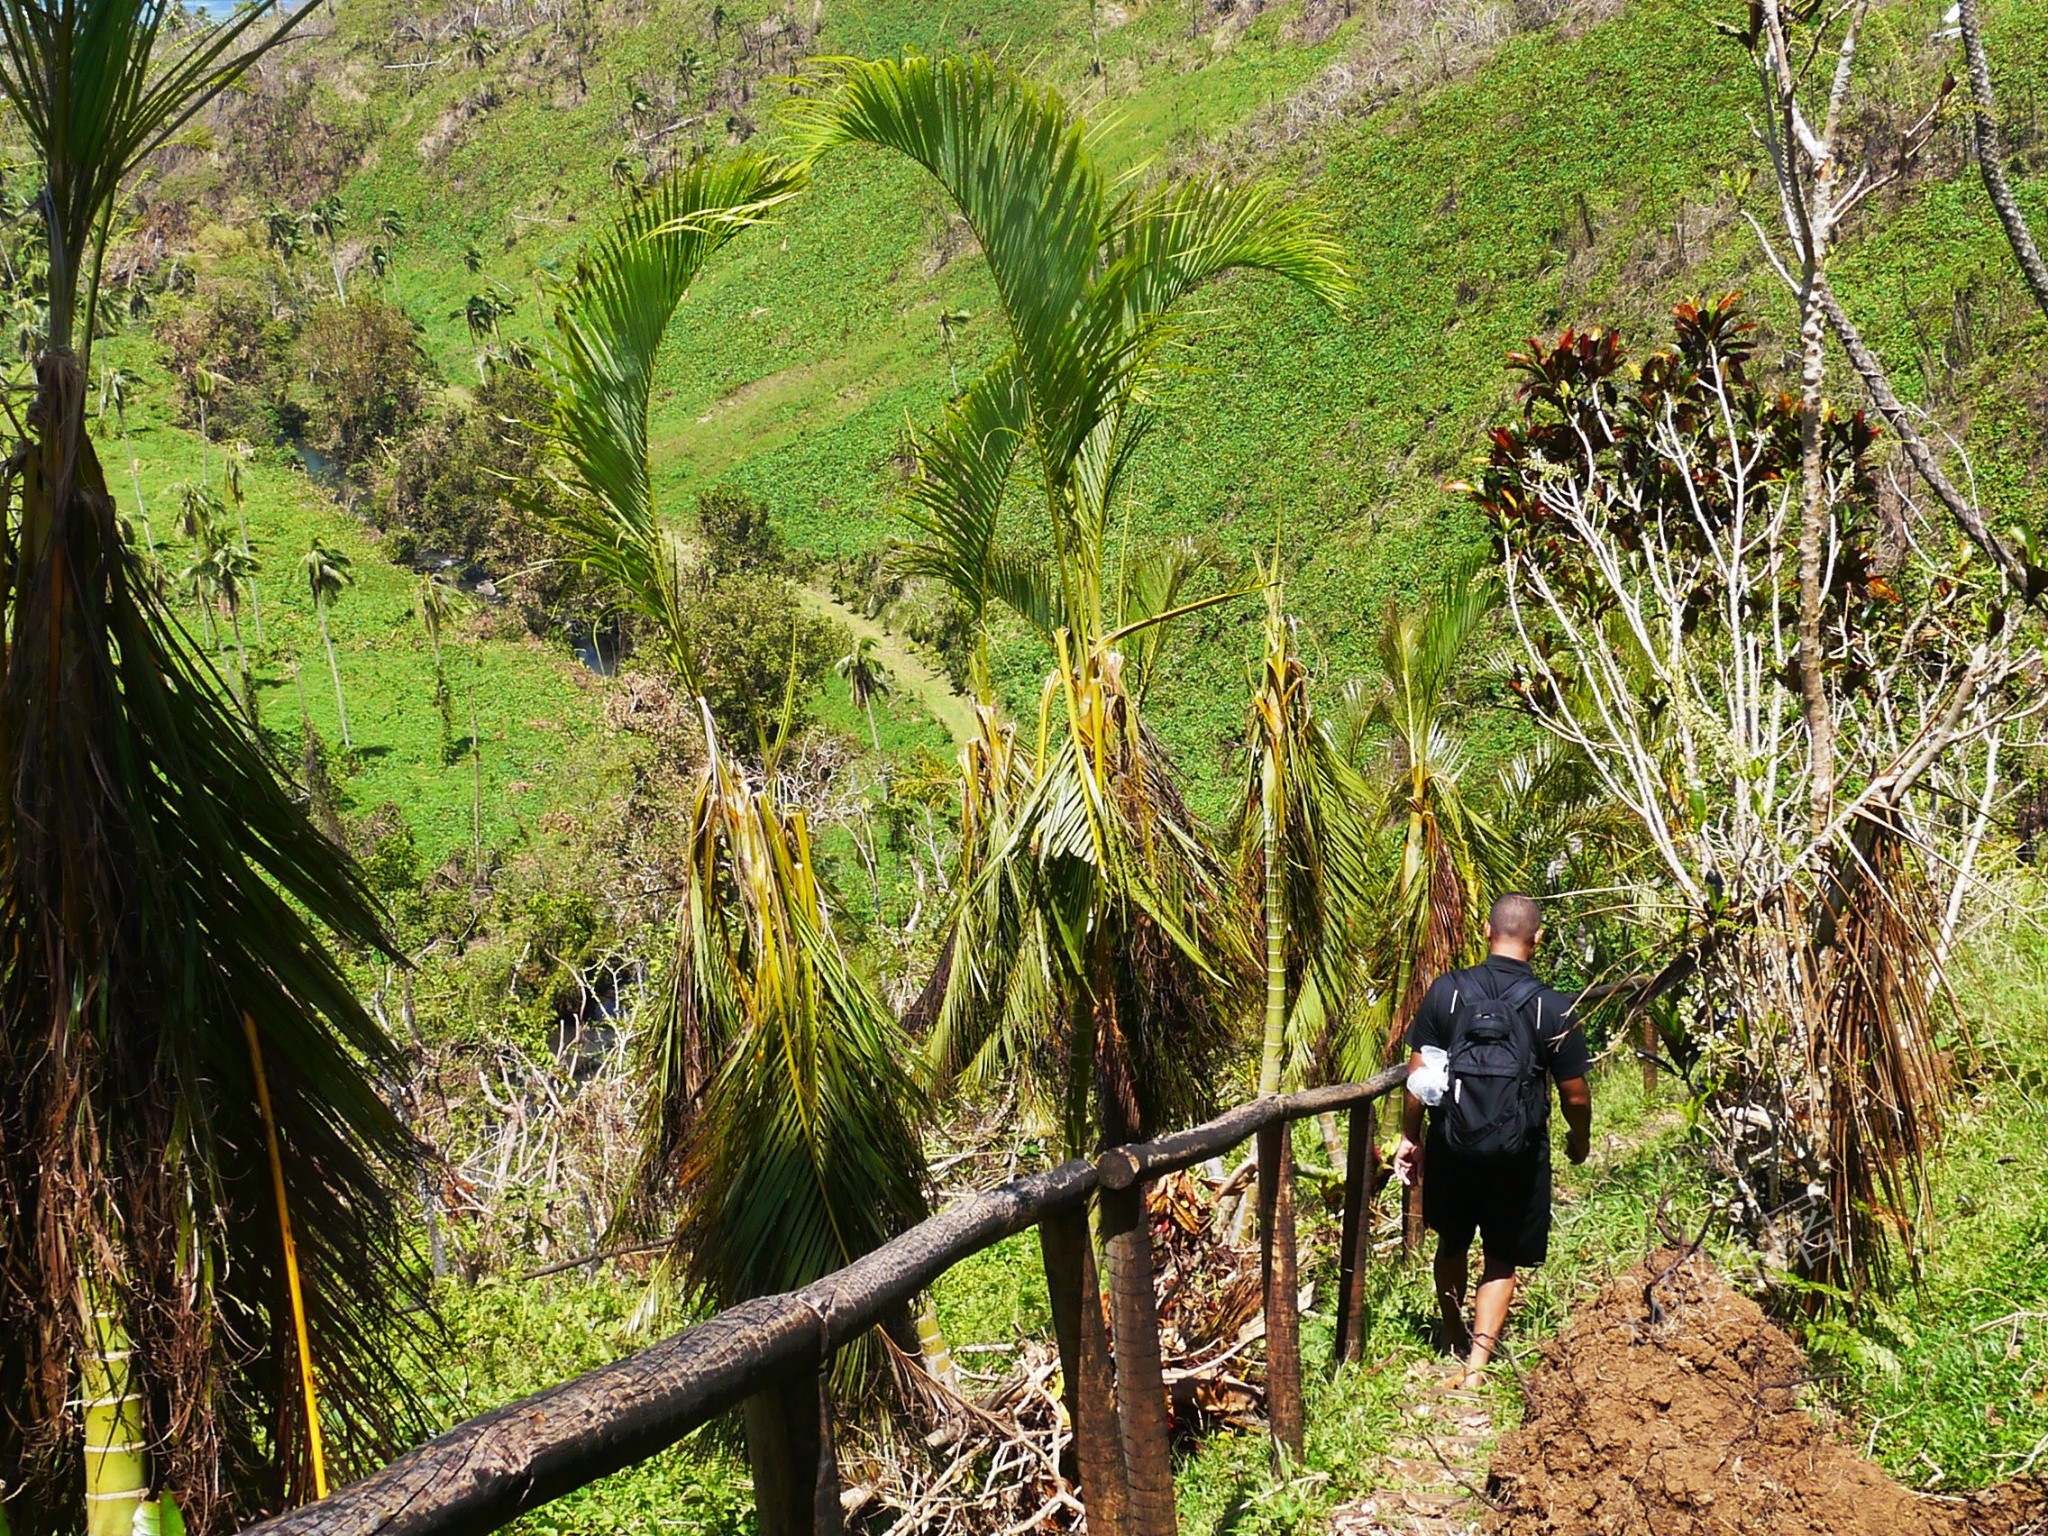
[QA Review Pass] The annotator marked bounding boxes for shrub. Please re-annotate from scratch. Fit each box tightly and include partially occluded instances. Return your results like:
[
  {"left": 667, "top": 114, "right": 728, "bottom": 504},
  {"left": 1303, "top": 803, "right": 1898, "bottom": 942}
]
[
  {"left": 695, "top": 486, "right": 781, "bottom": 576},
  {"left": 377, "top": 361, "right": 607, "bottom": 636},
  {"left": 153, "top": 223, "right": 297, "bottom": 442},
  {"left": 692, "top": 575, "right": 845, "bottom": 745},
  {"left": 293, "top": 294, "right": 427, "bottom": 466}
]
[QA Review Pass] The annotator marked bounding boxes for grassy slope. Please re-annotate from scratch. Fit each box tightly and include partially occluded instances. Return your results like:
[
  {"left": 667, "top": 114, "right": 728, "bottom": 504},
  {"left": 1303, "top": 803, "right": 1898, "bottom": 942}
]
[
  {"left": 302, "top": 0, "right": 2048, "bottom": 812},
  {"left": 94, "top": 332, "right": 621, "bottom": 867}
]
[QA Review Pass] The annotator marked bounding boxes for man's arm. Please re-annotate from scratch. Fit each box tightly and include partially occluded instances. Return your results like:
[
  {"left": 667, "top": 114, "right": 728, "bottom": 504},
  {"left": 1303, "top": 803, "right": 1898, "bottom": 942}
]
[
  {"left": 1394, "top": 1051, "right": 1428, "bottom": 1185},
  {"left": 1557, "top": 1076, "right": 1591, "bottom": 1165}
]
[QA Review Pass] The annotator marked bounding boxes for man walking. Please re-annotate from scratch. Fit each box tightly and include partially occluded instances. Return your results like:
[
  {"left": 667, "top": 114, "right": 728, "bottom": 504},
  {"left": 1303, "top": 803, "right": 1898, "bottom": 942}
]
[{"left": 1392, "top": 893, "right": 1592, "bottom": 1386}]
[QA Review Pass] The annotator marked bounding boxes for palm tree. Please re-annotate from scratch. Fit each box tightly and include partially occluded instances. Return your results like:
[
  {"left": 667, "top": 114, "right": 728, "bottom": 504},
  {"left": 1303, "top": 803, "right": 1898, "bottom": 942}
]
[
  {"left": 1335, "top": 553, "right": 1499, "bottom": 1251},
  {"left": 936, "top": 305, "right": 970, "bottom": 395},
  {"left": 457, "top": 19, "right": 496, "bottom": 68},
  {"left": 308, "top": 193, "right": 347, "bottom": 300},
  {"left": 417, "top": 571, "right": 459, "bottom": 753},
  {"left": 174, "top": 481, "right": 227, "bottom": 645},
  {"left": 540, "top": 153, "right": 931, "bottom": 1536},
  {"left": 187, "top": 362, "right": 217, "bottom": 484},
  {"left": 263, "top": 204, "right": 307, "bottom": 262},
  {"left": 835, "top": 635, "right": 890, "bottom": 751},
  {"left": 303, "top": 543, "right": 356, "bottom": 748},
  {"left": 790, "top": 55, "right": 1352, "bottom": 1531},
  {"left": 375, "top": 207, "right": 407, "bottom": 301},
  {"left": 224, "top": 443, "right": 264, "bottom": 644},
  {"left": 1230, "top": 571, "right": 1376, "bottom": 1455},
  {"left": 0, "top": 1, "right": 427, "bottom": 1530},
  {"left": 96, "top": 366, "right": 154, "bottom": 554}
]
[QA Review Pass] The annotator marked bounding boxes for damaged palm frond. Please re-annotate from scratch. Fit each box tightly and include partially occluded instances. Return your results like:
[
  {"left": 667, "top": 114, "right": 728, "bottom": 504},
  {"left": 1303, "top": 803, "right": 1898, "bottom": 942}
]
[
  {"left": 626, "top": 708, "right": 929, "bottom": 1334},
  {"left": 539, "top": 153, "right": 927, "bottom": 1462},
  {"left": 0, "top": 1, "right": 433, "bottom": 1530}
]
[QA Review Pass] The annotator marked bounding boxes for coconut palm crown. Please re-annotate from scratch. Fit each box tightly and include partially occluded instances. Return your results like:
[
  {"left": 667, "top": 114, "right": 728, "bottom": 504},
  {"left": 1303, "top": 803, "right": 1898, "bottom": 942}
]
[{"left": 789, "top": 54, "right": 1354, "bottom": 1151}]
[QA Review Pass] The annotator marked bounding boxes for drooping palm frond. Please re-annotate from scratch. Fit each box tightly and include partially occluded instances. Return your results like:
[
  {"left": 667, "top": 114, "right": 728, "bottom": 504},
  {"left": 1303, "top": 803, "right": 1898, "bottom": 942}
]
[
  {"left": 625, "top": 710, "right": 928, "bottom": 1320},
  {"left": 889, "top": 354, "right": 1064, "bottom": 674},
  {"left": 543, "top": 154, "right": 805, "bottom": 683},
  {"left": 0, "top": 2, "right": 430, "bottom": 1530},
  {"left": 537, "top": 158, "right": 928, "bottom": 1337}
]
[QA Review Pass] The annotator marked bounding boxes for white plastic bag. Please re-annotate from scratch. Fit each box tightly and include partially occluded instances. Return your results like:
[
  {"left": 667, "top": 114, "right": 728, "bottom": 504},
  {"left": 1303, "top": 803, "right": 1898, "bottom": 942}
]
[{"left": 1410, "top": 1045, "right": 1450, "bottom": 1107}]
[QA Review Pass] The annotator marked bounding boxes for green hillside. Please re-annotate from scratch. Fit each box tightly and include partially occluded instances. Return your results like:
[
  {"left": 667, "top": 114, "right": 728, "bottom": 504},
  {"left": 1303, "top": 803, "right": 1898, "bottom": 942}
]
[{"left": 165, "top": 0, "right": 2046, "bottom": 818}]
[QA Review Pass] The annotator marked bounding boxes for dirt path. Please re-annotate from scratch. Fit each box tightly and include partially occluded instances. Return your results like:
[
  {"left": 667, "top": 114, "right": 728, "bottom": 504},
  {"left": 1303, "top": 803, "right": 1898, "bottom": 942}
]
[
  {"left": 798, "top": 584, "right": 978, "bottom": 748},
  {"left": 1330, "top": 1363, "right": 1496, "bottom": 1536}
]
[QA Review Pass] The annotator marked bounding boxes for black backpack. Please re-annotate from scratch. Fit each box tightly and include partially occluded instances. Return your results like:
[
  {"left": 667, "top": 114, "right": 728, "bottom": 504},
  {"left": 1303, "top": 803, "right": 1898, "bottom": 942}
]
[{"left": 1439, "top": 971, "right": 1548, "bottom": 1158}]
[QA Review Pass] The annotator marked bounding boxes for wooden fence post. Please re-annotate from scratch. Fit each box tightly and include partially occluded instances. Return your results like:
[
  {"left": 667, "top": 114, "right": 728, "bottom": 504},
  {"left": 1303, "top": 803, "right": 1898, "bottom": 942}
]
[
  {"left": 741, "top": 1354, "right": 841, "bottom": 1536},
  {"left": 1255, "top": 1122, "right": 1304, "bottom": 1460},
  {"left": 1099, "top": 1181, "right": 1176, "bottom": 1536},
  {"left": 1332, "top": 1103, "right": 1377, "bottom": 1368},
  {"left": 1038, "top": 1206, "right": 1131, "bottom": 1536}
]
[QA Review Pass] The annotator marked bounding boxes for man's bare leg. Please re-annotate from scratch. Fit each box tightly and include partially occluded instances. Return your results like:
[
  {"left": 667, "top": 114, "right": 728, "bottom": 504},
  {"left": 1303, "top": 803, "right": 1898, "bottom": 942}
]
[
  {"left": 1465, "top": 1250, "right": 1518, "bottom": 1382},
  {"left": 1432, "top": 1238, "right": 1472, "bottom": 1358}
]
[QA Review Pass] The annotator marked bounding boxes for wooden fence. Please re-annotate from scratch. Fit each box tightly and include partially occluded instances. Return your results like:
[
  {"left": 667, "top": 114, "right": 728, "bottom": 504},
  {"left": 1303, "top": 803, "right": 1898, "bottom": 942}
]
[{"left": 241, "top": 1064, "right": 1410, "bottom": 1536}]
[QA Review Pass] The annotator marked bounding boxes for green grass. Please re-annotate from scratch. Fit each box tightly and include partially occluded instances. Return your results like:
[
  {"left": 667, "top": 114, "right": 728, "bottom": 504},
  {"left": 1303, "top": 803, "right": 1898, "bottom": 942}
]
[
  {"left": 1811, "top": 915, "right": 2048, "bottom": 1490},
  {"left": 431, "top": 1277, "right": 755, "bottom": 1536},
  {"left": 94, "top": 330, "right": 623, "bottom": 869}
]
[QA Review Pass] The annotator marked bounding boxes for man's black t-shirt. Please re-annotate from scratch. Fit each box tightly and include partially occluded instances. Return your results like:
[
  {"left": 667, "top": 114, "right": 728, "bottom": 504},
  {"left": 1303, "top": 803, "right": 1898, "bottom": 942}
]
[
  {"left": 1406, "top": 955, "right": 1591, "bottom": 1144},
  {"left": 1404, "top": 954, "right": 1590, "bottom": 1266}
]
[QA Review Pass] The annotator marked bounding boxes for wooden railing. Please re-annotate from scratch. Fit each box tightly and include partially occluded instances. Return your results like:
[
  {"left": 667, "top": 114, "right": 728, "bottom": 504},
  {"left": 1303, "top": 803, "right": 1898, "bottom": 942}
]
[{"left": 243, "top": 1063, "right": 1409, "bottom": 1536}]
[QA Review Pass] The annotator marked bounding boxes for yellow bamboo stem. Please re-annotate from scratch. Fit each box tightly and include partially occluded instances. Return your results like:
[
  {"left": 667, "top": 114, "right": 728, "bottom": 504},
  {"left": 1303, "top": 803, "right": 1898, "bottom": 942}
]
[
  {"left": 241, "top": 1011, "right": 328, "bottom": 1499},
  {"left": 80, "top": 1289, "right": 147, "bottom": 1536}
]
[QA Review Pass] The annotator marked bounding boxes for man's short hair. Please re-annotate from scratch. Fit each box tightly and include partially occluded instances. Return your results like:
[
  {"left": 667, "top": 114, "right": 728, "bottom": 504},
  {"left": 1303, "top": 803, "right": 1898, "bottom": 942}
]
[{"left": 1488, "top": 892, "right": 1542, "bottom": 943}]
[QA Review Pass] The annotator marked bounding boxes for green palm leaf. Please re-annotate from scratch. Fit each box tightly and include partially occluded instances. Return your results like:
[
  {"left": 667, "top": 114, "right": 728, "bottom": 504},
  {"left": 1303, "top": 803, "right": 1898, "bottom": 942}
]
[{"left": 544, "top": 154, "right": 805, "bottom": 683}]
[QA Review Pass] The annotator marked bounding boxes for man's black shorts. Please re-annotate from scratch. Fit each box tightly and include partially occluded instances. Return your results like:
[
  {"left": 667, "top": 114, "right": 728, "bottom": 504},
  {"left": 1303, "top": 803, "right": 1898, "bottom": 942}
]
[{"left": 1422, "top": 1139, "right": 1551, "bottom": 1268}]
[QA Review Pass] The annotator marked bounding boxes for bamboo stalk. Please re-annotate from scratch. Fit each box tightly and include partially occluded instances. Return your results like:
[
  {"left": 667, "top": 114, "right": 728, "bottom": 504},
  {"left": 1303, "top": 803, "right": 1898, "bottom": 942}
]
[
  {"left": 243, "top": 1011, "right": 329, "bottom": 1499},
  {"left": 80, "top": 1285, "right": 148, "bottom": 1536}
]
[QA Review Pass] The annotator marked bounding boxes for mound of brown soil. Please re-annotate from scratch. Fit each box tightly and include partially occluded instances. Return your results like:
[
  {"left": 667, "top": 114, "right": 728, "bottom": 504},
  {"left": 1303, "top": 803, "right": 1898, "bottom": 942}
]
[{"left": 1488, "top": 1249, "right": 2048, "bottom": 1536}]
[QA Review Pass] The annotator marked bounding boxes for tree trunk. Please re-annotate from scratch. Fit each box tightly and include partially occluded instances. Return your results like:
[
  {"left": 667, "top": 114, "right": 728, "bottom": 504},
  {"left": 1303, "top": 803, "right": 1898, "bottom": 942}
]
[
  {"left": 742, "top": 1362, "right": 841, "bottom": 1536},
  {"left": 81, "top": 1286, "right": 148, "bottom": 1536},
  {"left": 1333, "top": 1103, "right": 1377, "bottom": 1368},
  {"left": 1256, "top": 1123, "right": 1303, "bottom": 1461},
  {"left": 318, "top": 601, "right": 352, "bottom": 748},
  {"left": 1796, "top": 266, "right": 1835, "bottom": 835},
  {"left": 120, "top": 428, "right": 153, "bottom": 555},
  {"left": 1959, "top": 0, "right": 2048, "bottom": 325},
  {"left": 1039, "top": 1204, "right": 1130, "bottom": 1536},
  {"left": 1257, "top": 754, "right": 1286, "bottom": 1099},
  {"left": 1100, "top": 1182, "right": 1175, "bottom": 1536}
]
